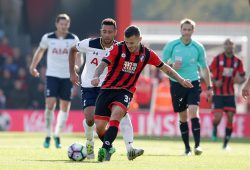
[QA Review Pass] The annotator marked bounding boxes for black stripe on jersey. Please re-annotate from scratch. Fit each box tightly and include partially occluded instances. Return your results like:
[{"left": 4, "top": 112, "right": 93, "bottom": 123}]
[
  {"left": 220, "top": 54, "right": 227, "bottom": 94},
  {"left": 109, "top": 46, "right": 131, "bottom": 87},
  {"left": 126, "top": 47, "right": 150, "bottom": 90},
  {"left": 102, "top": 58, "right": 111, "bottom": 65},
  {"left": 226, "top": 56, "right": 234, "bottom": 94},
  {"left": 102, "top": 44, "right": 123, "bottom": 86},
  {"left": 89, "top": 37, "right": 103, "bottom": 49},
  {"left": 215, "top": 55, "right": 220, "bottom": 80},
  {"left": 47, "top": 32, "right": 57, "bottom": 39},
  {"left": 47, "top": 32, "right": 76, "bottom": 39}
]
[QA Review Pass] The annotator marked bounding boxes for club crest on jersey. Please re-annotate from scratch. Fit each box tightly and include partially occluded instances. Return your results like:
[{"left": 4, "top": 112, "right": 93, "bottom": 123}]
[
  {"left": 122, "top": 61, "right": 137, "bottom": 74},
  {"left": 121, "top": 53, "right": 126, "bottom": 58},
  {"left": 140, "top": 55, "right": 145, "bottom": 62}
]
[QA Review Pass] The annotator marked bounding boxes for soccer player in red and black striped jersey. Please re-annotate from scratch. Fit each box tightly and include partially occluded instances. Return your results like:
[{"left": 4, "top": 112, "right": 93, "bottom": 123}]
[
  {"left": 91, "top": 25, "right": 193, "bottom": 162},
  {"left": 210, "top": 38, "right": 246, "bottom": 150}
]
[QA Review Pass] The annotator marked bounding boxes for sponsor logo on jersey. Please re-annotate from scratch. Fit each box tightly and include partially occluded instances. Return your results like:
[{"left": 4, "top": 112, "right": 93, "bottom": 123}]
[
  {"left": 52, "top": 48, "right": 69, "bottom": 55},
  {"left": 122, "top": 61, "right": 137, "bottom": 74}
]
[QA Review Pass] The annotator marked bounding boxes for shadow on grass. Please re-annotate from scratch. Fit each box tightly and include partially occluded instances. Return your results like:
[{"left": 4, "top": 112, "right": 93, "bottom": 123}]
[{"left": 21, "top": 159, "right": 100, "bottom": 163}]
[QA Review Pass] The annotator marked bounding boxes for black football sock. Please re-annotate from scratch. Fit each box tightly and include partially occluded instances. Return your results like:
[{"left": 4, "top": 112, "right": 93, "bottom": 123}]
[
  {"left": 179, "top": 121, "right": 190, "bottom": 151},
  {"left": 223, "top": 122, "right": 233, "bottom": 147},
  {"left": 102, "top": 120, "right": 120, "bottom": 150},
  {"left": 191, "top": 118, "right": 201, "bottom": 148}
]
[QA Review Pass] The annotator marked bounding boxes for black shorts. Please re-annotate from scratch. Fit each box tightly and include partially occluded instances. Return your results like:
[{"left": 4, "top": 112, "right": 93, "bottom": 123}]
[
  {"left": 212, "top": 95, "right": 236, "bottom": 113},
  {"left": 81, "top": 87, "right": 100, "bottom": 110},
  {"left": 46, "top": 76, "right": 73, "bottom": 101},
  {"left": 95, "top": 89, "right": 133, "bottom": 120},
  {"left": 170, "top": 80, "right": 201, "bottom": 112}
]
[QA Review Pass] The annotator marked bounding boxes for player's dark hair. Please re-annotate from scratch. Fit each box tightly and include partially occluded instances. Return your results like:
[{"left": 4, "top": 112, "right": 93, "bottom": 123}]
[
  {"left": 56, "top": 13, "right": 70, "bottom": 23},
  {"left": 124, "top": 25, "right": 140, "bottom": 38},
  {"left": 180, "top": 18, "right": 196, "bottom": 29},
  {"left": 101, "top": 18, "right": 117, "bottom": 29}
]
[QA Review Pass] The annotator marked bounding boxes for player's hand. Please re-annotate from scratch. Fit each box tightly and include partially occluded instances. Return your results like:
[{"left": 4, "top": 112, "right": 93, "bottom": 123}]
[
  {"left": 214, "top": 80, "right": 222, "bottom": 87},
  {"left": 180, "top": 79, "right": 193, "bottom": 88},
  {"left": 242, "top": 87, "right": 250, "bottom": 100},
  {"left": 91, "top": 77, "right": 100, "bottom": 87},
  {"left": 206, "top": 89, "right": 213, "bottom": 102},
  {"left": 29, "top": 67, "right": 40, "bottom": 77},
  {"left": 70, "top": 72, "right": 80, "bottom": 86}
]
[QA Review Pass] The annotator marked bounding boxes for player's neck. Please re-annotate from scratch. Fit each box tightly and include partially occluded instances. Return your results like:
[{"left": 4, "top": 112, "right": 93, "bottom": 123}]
[
  {"left": 181, "top": 37, "right": 191, "bottom": 45},
  {"left": 55, "top": 31, "right": 68, "bottom": 38},
  {"left": 101, "top": 39, "right": 113, "bottom": 48},
  {"left": 225, "top": 52, "right": 233, "bottom": 58}
]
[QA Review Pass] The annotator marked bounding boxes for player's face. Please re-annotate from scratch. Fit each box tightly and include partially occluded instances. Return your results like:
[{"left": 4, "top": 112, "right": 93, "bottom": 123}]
[
  {"left": 56, "top": 19, "right": 70, "bottom": 34},
  {"left": 180, "top": 23, "right": 194, "bottom": 40},
  {"left": 224, "top": 41, "right": 234, "bottom": 55},
  {"left": 124, "top": 35, "right": 142, "bottom": 53},
  {"left": 100, "top": 25, "right": 117, "bottom": 45}
]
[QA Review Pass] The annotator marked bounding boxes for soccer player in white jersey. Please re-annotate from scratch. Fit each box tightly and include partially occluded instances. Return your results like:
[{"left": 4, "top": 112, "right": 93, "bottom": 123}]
[
  {"left": 29, "top": 14, "right": 79, "bottom": 148},
  {"left": 69, "top": 18, "right": 144, "bottom": 160}
]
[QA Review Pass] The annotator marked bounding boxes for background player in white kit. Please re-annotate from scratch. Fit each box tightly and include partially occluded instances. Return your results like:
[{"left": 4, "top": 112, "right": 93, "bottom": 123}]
[
  {"left": 29, "top": 14, "right": 79, "bottom": 148},
  {"left": 69, "top": 18, "right": 144, "bottom": 160}
]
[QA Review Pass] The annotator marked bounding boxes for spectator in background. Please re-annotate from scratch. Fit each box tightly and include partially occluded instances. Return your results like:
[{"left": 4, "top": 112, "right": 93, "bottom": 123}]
[
  {"left": 7, "top": 80, "right": 29, "bottom": 109},
  {"left": 30, "top": 82, "right": 45, "bottom": 109},
  {"left": 0, "top": 69, "right": 13, "bottom": 97},
  {"left": 210, "top": 38, "right": 246, "bottom": 150},
  {"left": 0, "top": 89, "right": 6, "bottom": 109},
  {"left": 0, "top": 36, "right": 13, "bottom": 57}
]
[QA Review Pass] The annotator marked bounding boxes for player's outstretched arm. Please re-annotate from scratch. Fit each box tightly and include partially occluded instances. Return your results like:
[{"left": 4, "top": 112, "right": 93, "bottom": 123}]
[
  {"left": 159, "top": 63, "right": 193, "bottom": 88},
  {"left": 69, "top": 46, "right": 80, "bottom": 86},
  {"left": 91, "top": 61, "right": 108, "bottom": 87},
  {"left": 242, "top": 75, "right": 250, "bottom": 99},
  {"left": 29, "top": 47, "right": 46, "bottom": 77}
]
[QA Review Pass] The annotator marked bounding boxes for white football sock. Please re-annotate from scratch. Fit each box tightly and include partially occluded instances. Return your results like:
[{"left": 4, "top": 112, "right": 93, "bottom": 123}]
[
  {"left": 83, "top": 119, "right": 95, "bottom": 141},
  {"left": 54, "top": 110, "right": 68, "bottom": 137},
  {"left": 44, "top": 108, "right": 54, "bottom": 137},
  {"left": 120, "top": 113, "right": 134, "bottom": 151}
]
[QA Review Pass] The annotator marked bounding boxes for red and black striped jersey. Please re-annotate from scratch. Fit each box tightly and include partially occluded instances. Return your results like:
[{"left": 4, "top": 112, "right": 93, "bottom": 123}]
[
  {"left": 210, "top": 53, "right": 245, "bottom": 95},
  {"left": 102, "top": 42, "right": 164, "bottom": 93}
]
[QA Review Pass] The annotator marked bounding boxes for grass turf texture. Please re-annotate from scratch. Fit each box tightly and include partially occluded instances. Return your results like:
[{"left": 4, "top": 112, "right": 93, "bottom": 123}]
[{"left": 0, "top": 132, "right": 249, "bottom": 170}]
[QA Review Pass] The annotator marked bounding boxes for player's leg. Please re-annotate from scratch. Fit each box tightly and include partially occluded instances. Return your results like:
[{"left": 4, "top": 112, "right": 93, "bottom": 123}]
[
  {"left": 170, "top": 81, "right": 190, "bottom": 155},
  {"left": 179, "top": 109, "right": 191, "bottom": 155},
  {"left": 120, "top": 113, "right": 144, "bottom": 160},
  {"left": 187, "top": 80, "right": 202, "bottom": 155},
  {"left": 81, "top": 87, "right": 99, "bottom": 159},
  {"left": 223, "top": 96, "right": 236, "bottom": 150},
  {"left": 99, "top": 105, "right": 125, "bottom": 162},
  {"left": 43, "top": 76, "right": 57, "bottom": 148},
  {"left": 211, "top": 95, "right": 224, "bottom": 141},
  {"left": 43, "top": 97, "right": 56, "bottom": 148},
  {"left": 54, "top": 78, "right": 72, "bottom": 148}
]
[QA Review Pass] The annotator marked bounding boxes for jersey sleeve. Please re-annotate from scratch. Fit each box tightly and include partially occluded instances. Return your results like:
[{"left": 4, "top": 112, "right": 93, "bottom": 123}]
[
  {"left": 148, "top": 49, "right": 164, "bottom": 67},
  {"left": 197, "top": 44, "right": 207, "bottom": 68},
  {"left": 162, "top": 43, "right": 173, "bottom": 64},
  {"left": 76, "top": 38, "right": 91, "bottom": 53},
  {"left": 39, "top": 34, "right": 48, "bottom": 49},
  {"left": 102, "top": 45, "right": 119, "bottom": 65},
  {"left": 237, "top": 59, "right": 245, "bottom": 76}
]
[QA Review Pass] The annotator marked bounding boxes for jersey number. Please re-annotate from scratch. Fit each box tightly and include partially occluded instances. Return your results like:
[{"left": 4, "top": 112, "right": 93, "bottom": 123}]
[{"left": 90, "top": 58, "right": 98, "bottom": 66}]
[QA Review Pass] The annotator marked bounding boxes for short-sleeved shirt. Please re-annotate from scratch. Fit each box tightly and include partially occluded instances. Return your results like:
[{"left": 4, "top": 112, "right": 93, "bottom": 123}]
[
  {"left": 210, "top": 53, "right": 245, "bottom": 95},
  {"left": 39, "top": 32, "right": 79, "bottom": 78},
  {"left": 162, "top": 38, "right": 207, "bottom": 82},
  {"left": 76, "top": 37, "right": 114, "bottom": 87},
  {"left": 102, "top": 42, "right": 164, "bottom": 93}
]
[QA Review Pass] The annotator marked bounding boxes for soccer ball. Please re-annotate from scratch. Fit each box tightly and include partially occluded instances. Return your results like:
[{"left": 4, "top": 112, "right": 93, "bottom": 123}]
[{"left": 68, "top": 143, "right": 87, "bottom": 161}]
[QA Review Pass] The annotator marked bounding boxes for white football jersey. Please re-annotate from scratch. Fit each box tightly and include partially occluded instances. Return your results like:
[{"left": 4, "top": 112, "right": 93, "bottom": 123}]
[
  {"left": 39, "top": 32, "right": 79, "bottom": 78},
  {"left": 76, "top": 37, "right": 113, "bottom": 87}
]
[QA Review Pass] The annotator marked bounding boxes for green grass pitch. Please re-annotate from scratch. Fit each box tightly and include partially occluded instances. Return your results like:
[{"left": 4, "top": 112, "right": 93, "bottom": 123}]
[{"left": 0, "top": 132, "right": 249, "bottom": 170}]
